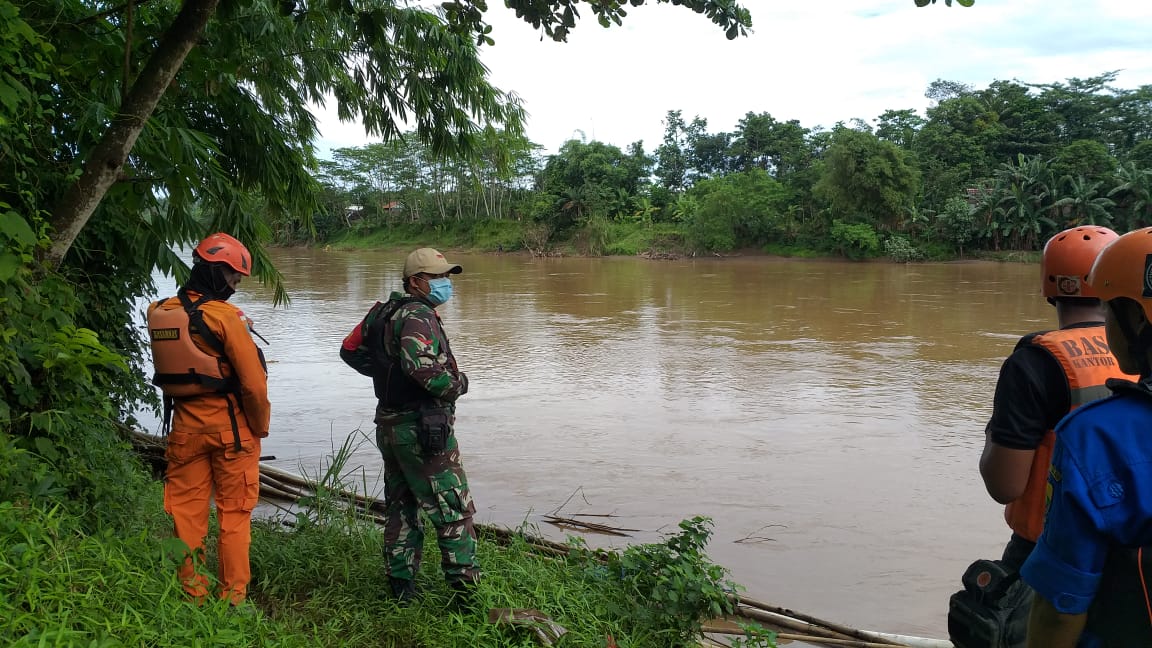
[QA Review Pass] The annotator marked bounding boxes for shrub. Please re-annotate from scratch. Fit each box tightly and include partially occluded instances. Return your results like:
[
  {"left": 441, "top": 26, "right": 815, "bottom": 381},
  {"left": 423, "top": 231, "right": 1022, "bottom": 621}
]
[
  {"left": 884, "top": 235, "right": 925, "bottom": 263},
  {"left": 570, "top": 516, "right": 757, "bottom": 646},
  {"left": 829, "top": 220, "right": 880, "bottom": 260},
  {"left": 0, "top": 210, "right": 151, "bottom": 531}
]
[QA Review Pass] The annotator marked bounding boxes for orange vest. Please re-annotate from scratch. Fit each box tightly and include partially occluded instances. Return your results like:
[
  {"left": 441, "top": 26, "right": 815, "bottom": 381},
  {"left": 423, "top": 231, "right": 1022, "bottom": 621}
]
[
  {"left": 1004, "top": 326, "right": 1129, "bottom": 541},
  {"left": 147, "top": 294, "right": 236, "bottom": 398}
]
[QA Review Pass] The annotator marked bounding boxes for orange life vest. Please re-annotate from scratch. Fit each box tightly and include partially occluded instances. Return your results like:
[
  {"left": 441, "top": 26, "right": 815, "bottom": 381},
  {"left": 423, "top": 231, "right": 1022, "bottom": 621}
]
[
  {"left": 1004, "top": 326, "right": 1130, "bottom": 541},
  {"left": 147, "top": 291, "right": 237, "bottom": 399}
]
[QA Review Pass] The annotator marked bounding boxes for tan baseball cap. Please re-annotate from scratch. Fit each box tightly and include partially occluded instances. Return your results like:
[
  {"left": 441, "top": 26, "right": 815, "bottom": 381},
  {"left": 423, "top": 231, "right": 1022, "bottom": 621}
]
[{"left": 403, "top": 248, "right": 463, "bottom": 278}]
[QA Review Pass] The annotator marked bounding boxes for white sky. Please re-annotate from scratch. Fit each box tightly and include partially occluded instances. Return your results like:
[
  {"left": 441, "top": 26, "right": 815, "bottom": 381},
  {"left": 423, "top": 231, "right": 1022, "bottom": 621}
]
[{"left": 312, "top": 0, "right": 1152, "bottom": 158}]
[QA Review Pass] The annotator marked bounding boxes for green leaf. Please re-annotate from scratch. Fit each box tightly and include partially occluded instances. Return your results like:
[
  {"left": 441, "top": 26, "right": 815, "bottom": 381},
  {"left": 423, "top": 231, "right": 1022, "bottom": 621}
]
[
  {"left": 0, "top": 212, "right": 36, "bottom": 246},
  {"left": 0, "top": 252, "right": 21, "bottom": 281},
  {"left": 33, "top": 435, "right": 58, "bottom": 460},
  {"left": 0, "top": 80, "right": 21, "bottom": 112}
]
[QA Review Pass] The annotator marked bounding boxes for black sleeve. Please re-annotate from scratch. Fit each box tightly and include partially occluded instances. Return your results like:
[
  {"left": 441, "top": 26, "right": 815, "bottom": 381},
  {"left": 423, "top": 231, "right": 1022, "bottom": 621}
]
[{"left": 985, "top": 344, "right": 1070, "bottom": 450}]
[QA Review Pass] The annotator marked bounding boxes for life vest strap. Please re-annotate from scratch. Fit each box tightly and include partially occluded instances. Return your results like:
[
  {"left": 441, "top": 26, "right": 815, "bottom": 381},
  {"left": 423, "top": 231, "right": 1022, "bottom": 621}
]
[
  {"left": 153, "top": 371, "right": 234, "bottom": 391},
  {"left": 178, "top": 289, "right": 226, "bottom": 357}
]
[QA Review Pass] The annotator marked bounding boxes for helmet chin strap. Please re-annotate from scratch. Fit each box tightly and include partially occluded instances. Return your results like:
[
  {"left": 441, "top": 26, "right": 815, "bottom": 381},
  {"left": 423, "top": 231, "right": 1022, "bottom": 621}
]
[
  {"left": 1114, "top": 304, "right": 1152, "bottom": 377},
  {"left": 1136, "top": 330, "right": 1152, "bottom": 378}
]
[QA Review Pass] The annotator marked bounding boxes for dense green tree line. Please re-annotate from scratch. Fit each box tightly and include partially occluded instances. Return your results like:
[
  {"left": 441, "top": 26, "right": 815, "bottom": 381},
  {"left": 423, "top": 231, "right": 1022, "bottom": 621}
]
[{"left": 309, "top": 72, "right": 1152, "bottom": 260}]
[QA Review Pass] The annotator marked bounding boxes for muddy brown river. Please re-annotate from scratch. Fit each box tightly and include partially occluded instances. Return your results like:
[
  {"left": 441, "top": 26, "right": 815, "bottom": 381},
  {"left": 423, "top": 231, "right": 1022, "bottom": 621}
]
[{"left": 140, "top": 248, "right": 1047, "bottom": 638}]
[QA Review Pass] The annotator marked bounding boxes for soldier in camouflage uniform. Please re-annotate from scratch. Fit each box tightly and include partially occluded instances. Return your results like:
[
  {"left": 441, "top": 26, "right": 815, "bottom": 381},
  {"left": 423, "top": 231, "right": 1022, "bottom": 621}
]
[{"left": 373, "top": 248, "right": 478, "bottom": 605}]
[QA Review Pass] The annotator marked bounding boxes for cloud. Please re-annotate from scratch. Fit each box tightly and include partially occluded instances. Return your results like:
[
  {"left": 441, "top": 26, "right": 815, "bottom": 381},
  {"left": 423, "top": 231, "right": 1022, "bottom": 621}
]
[{"left": 311, "top": 0, "right": 1152, "bottom": 158}]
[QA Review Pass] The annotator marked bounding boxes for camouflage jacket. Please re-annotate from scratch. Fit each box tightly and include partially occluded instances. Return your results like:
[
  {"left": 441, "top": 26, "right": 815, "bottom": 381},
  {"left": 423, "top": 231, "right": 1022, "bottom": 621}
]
[{"left": 382, "top": 290, "right": 467, "bottom": 403}]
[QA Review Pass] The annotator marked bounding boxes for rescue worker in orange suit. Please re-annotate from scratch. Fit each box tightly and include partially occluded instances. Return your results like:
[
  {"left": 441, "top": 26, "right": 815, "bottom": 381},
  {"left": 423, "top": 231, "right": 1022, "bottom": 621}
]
[
  {"left": 147, "top": 233, "right": 270, "bottom": 606},
  {"left": 980, "top": 226, "right": 1131, "bottom": 570}
]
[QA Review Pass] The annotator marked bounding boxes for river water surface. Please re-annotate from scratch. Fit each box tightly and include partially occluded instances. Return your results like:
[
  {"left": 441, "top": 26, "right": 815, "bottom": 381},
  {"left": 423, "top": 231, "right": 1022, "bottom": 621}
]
[{"left": 142, "top": 248, "right": 1048, "bottom": 638}]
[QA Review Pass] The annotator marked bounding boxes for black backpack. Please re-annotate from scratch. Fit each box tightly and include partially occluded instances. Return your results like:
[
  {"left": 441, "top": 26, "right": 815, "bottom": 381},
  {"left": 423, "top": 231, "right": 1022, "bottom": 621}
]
[
  {"left": 947, "top": 558, "right": 1032, "bottom": 648},
  {"left": 340, "top": 296, "right": 437, "bottom": 407},
  {"left": 340, "top": 297, "right": 427, "bottom": 377}
]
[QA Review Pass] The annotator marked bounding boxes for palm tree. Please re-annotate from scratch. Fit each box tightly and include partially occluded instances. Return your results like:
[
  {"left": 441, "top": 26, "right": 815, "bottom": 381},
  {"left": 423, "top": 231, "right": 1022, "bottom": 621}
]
[
  {"left": 559, "top": 185, "right": 589, "bottom": 227},
  {"left": 993, "top": 184, "right": 1055, "bottom": 250},
  {"left": 1052, "top": 176, "right": 1115, "bottom": 228},
  {"left": 1109, "top": 162, "right": 1152, "bottom": 230},
  {"left": 983, "top": 154, "right": 1056, "bottom": 249}
]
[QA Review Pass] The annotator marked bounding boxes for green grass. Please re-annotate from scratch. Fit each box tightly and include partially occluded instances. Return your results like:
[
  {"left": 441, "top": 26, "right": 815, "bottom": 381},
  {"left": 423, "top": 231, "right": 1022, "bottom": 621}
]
[
  {"left": 328, "top": 219, "right": 526, "bottom": 254},
  {"left": 250, "top": 514, "right": 640, "bottom": 647},
  {"left": 326, "top": 219, "right": 697, "bottom": 259},
  {"left": 0, "top": 432, "right": 774, "bottom": 647},
  {"left": 0, "top": 498, "right": 293, "bottom": 647},
  {"left": 0, "top": 493, "right": 597, "bottom": 647},
  {"left": 601, "top": 222, "right": 689, "bottom": 257},
  {"left": 0, "top": 496, "right": 761, "bottom": 647}
]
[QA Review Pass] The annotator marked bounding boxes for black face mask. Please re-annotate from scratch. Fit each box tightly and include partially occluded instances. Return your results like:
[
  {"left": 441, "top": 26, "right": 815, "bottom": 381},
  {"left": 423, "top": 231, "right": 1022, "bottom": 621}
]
[{"left": 185, "top": 261, "right": 235, "bottom": 300}]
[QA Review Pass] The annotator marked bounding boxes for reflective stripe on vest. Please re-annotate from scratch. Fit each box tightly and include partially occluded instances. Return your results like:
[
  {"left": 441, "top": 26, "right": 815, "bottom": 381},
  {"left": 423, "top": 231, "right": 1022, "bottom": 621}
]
[
  {"left": 1004, "top": 326, "right": 1129, "bottom": 542},
  {"left": 148, "top": 299, "right": 233, "bottom": 397}
]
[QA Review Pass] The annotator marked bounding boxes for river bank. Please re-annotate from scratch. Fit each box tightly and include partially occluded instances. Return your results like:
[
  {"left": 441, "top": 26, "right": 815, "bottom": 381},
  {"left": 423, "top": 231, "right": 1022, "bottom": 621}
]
[{"left": 313, "top": 218, "right": 1041, "bottom": 264}]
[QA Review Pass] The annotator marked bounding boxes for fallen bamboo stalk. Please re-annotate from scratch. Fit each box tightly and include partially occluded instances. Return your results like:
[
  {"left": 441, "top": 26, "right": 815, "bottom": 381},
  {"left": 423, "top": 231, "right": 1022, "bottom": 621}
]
[
  {"left": 261, "top": 463, "right": 390, "bottom": 514},
  {"left": 542, "top": 515, "right": 634, "bottom": 537},
  {"left": 857, "top": 635, "right": 953, "bottom": 648},
  {"left": 479, "top": 524, "right": 580, "bottom": 555},
  {"left": 260, "top": 464, "right": 324, "bottom": 493},
  {"left": 258, "top": 478, "right": 307, "bottom": 502},
  {"left": 258, "top": 472, "right": 312, "bottom": 496},
  {"left": 735, "top": 607, "right": 861, "bottom": 643},
  {"left": 733, "top": 595, "right": 904, "bottom": 646},
  {"left": 702, "top": 625, "right": 902, "bottom": 648},
  {"left": 258, "top": 481, "right": 300, "bottom": 500}
]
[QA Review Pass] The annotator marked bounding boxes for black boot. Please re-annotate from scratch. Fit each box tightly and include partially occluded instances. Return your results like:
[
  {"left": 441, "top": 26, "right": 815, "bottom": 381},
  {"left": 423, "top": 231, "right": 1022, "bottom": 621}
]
[
  {"left": 389, "top": 577, "right": 417, "bottom": 606},
  {"left": 447, "top": 579, "right": 478, "bottom": 611}
]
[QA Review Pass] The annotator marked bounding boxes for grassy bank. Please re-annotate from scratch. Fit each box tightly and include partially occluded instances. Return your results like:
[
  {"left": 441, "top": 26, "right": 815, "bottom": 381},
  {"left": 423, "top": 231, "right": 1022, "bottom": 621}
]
[
  {"left": 323, "top": 218, "right": 1033, "bottom": 264},
  {"left": 328, "top": 220, "right": 528, "bottom": 254},
  {"left": 326, "top": 219, "right": 696, "bottom": 258},
  {"left": 1, "top": 476, "right": 775, "bottom": 648}
]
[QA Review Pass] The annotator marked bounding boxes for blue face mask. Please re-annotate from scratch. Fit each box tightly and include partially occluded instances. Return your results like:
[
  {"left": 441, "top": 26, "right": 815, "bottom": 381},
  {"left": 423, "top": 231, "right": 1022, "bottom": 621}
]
[{"left": 427, "top": 277, "right": 453, "bottom": 305}]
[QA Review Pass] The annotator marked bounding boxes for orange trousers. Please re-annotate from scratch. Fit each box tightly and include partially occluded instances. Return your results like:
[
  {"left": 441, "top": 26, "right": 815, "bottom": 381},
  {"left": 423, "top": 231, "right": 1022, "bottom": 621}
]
[{"left": 163, "top": 425, "right": 260, "bottom": 604}]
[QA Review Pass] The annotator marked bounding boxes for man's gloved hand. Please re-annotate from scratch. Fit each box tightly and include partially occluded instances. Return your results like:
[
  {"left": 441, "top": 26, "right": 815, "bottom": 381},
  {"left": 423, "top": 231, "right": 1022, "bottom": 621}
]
[{"left": 458, "top": 371, "right": 469, "bottom": 396}]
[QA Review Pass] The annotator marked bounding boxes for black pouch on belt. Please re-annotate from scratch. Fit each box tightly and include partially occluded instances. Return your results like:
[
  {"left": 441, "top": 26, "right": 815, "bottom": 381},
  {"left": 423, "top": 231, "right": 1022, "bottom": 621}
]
[
  {"left": 947, "top": 558, "right": 1032, "bottom": 648},
  {"left": 416, "top": 405, "right": 453, "bottom": 455}
]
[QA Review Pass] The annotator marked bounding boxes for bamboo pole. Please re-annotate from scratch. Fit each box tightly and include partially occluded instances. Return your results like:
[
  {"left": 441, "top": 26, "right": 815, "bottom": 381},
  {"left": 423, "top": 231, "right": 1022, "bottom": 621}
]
[
  {"left": 259, "top": 482, "right": 302, "bottom": 502},
  {"left": 734, "top": 607, "right": 861, "bottom": 642},
  {"left": 702, "top": 624, "right": 904, "bottom": 648},
  {"left": 733, "top": 595, "right": 904, "bottom": 645}
]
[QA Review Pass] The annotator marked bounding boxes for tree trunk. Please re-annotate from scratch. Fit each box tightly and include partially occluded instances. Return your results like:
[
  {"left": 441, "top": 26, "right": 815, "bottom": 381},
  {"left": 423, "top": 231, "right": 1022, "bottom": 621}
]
[{"left": 46, "top": 0, "right": 221, "bottom": 267}]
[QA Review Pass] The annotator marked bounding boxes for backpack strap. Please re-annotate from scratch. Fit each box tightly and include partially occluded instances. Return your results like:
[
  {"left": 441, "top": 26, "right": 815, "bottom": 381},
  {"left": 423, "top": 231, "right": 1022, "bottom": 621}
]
[
  {"left": 178, "top": 289, "right": 227, "bottom": 356},
  {"left": 365, "top": 295, "right": 437, "bottom": 358},
  {"left": 175, "top": 289, "right": 242, "bottom": 451}
]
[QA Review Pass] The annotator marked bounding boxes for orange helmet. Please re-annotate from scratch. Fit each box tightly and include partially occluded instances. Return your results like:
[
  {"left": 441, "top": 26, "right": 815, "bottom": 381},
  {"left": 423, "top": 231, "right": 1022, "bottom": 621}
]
[
  {"left": 1087, "top": 227, "right": 1152, "bottom": 321},
  {"left": 193, "top": 232, "right": 252, "bottom": 276},
  {"left": 1041, "top": 226, "right": 1119, "bottom": 299}
]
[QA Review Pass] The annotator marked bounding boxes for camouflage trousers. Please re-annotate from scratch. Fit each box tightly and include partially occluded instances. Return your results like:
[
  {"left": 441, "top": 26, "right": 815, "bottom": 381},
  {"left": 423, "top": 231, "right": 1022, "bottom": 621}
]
[{"left": 375, "top": 411, "right": 479, "bottom": 585}]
